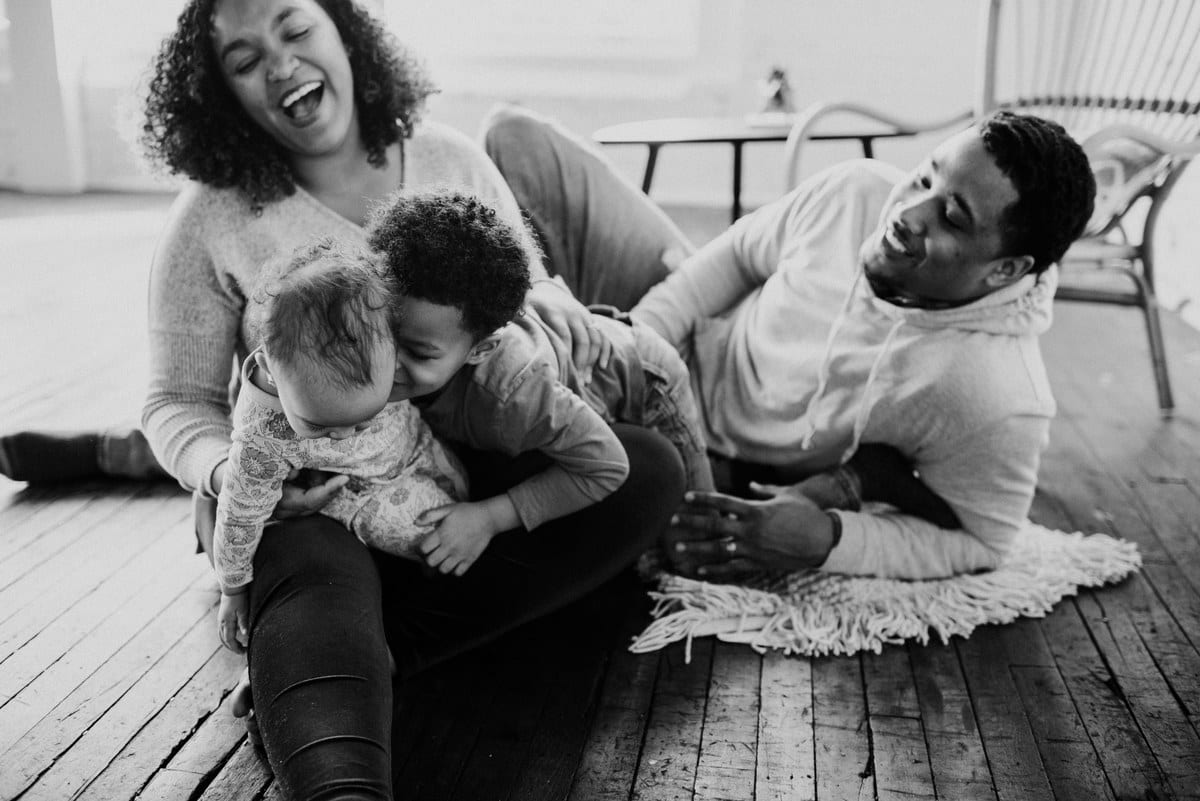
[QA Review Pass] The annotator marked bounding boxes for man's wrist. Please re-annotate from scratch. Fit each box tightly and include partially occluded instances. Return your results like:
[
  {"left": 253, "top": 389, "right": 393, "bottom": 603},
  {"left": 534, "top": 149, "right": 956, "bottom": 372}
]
[{"left": 818, "top": 511, "right": 843, "bottom": 566}]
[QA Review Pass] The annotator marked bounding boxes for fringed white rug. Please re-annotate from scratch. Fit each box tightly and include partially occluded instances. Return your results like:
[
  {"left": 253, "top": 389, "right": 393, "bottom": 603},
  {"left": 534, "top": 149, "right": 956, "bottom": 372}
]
[{"left": 630, "top": 521, "right": 1140, "bottom": 661}]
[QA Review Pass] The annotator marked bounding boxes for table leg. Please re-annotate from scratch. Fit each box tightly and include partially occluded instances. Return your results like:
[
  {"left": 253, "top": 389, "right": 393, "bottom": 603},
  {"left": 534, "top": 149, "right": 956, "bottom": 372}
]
[
  {"left": 642, "top": 144, "right": 661, "bottom": 195},
  {"left": 859, "top": 136, "right": 876, "bottom": 159},
  {"left": 731, "top": 141, "right": 744, "bottom": 223}
]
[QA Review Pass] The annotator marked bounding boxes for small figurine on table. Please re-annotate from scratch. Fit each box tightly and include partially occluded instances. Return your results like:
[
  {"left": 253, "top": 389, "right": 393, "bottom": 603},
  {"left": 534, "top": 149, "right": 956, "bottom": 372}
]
[{"left": 747, "top": 65, "right": 796, "bottom": 127}]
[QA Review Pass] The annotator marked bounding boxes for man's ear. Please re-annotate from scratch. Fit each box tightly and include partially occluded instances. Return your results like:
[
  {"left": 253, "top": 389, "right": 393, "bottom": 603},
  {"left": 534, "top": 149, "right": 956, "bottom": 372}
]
[
  {"left": 986, "top": 254, "right": 1035, "bottom": 287},
  {"left": 465, "top": 334, "right": 501, "bottom": 365}
]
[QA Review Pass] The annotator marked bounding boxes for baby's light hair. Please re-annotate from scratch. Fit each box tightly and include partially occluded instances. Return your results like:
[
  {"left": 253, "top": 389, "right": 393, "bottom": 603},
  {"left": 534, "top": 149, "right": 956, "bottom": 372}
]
[{"left": 250, "top": 238, "right": 392, "bottom": 389}]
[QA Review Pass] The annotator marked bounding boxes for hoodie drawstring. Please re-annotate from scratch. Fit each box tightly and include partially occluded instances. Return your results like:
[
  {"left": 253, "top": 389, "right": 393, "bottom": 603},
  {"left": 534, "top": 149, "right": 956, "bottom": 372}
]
[
  {"left": 797, "top": 269, "right": 905, "bottom": 462},
  {"left": 842, "top": 316, "right": 904, "bottom": 462},
  {"left": 797, "top": 270, "right": 862, "bottom": 448}
]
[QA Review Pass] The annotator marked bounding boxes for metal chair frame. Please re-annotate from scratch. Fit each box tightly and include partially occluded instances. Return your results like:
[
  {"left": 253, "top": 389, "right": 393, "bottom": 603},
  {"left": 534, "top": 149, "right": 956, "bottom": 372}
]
[{"left": 782, "top": 0, "right": 1200, "bottom": 415}]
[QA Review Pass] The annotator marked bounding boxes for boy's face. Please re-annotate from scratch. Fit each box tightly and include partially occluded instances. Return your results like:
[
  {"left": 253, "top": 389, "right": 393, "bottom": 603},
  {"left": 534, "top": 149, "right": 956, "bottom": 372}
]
[
  {"left": 388, "top": 296, "right": 493, "bottom": 401},
  {"left": 260, "top": 336, "right": 395, "bottom": 440}
]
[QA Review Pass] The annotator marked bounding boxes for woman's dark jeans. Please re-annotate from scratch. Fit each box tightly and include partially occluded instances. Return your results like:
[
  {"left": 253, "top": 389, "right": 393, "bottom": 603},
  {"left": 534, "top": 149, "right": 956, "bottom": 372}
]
[{"left": 246, "top": 424, "right": 685, "bottom": 800}]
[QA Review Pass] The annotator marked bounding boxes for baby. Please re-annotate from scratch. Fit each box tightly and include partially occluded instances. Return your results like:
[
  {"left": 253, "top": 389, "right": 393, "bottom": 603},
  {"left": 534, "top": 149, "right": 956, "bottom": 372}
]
[
  {"left": 213, "top": 239, "right": 466, "bottom": 652},
  {"left": 364, "top": 191, "right": 713, "bottom": 576}
]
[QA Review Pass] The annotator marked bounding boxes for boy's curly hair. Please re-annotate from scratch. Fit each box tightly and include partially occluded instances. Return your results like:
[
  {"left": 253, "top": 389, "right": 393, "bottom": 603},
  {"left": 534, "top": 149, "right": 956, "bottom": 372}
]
[
  {"left": 979, "top": 111, "right": 1096, "bottom": 274},
  {"left": 140, "top": 0, "right": 436, "bottom": 208},
  {"left": 250, "top": 238, "right": 392, "bottom": 389},
  {"left": 367, "top": 192, "right": 533, "bottom": 341}
]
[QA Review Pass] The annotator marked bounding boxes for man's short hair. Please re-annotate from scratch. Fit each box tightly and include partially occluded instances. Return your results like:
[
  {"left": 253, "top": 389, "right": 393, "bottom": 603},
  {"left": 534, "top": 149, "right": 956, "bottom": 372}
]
[
  {"left": 979, "top": 111, "right": 1097, "bottom": 273},
  {"left": 368, "top": 192, "right": 533, "bottom": 341},
  {"left": 250, "top": 238, "right": 391, "bottom": 388}
]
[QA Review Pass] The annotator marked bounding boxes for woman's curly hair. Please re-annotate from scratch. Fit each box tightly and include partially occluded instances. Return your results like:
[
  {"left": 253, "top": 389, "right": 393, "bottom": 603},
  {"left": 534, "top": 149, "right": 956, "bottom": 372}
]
[{"left": 140, "top": 0, "right": 436, "bottom": 208}]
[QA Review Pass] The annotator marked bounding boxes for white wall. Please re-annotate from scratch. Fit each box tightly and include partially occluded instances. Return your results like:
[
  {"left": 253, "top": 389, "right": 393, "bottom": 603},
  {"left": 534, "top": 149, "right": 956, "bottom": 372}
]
[
  {"left": 423, "top": 0, "right": 980, "bottom": 209},
  {"left": 0, "top": 0, "right": 984, "bottom": 199},
  {"left": 3, "top": 0, "right": 86, "bottom": 192},
  {"left": 1, "top": 0, "right": 1197, "bottom": 322}
]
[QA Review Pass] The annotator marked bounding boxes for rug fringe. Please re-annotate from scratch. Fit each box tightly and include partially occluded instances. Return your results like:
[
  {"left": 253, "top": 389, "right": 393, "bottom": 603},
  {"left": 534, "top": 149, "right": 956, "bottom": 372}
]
[{"left": 630, "top": 522, "right": 1141, "bottom": 660}]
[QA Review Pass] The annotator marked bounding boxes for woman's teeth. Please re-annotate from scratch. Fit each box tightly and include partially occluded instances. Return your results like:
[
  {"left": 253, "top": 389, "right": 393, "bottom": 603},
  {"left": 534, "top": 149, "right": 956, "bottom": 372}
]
[{"left": 280, "top": 81, "right": 323, "bottom": 118}]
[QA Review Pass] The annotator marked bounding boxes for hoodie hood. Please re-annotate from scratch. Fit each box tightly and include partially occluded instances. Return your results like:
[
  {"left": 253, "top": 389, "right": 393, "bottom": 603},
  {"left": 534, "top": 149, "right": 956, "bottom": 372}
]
[
  {"left": 796, "top": 263, "right": 1058, "bottom": 462},
  {"left": 863, "top": 263, "right": 1059, "bottom": 336}
]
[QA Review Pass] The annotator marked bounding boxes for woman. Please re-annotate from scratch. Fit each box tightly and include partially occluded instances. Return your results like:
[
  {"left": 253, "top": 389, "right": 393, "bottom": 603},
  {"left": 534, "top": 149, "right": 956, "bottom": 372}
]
[{"left": 127, "top": 1, "right": 684, "bottom": 798}]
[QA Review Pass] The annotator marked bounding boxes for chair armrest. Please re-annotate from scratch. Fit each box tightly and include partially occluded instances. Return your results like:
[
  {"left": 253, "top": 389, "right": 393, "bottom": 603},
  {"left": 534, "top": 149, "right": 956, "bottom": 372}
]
[
  {"left": 1082, "top": 124, "right": 1200, "bottom": 160},
  {"left": 783, "top": 102, "right": 972, "bottom": 192},
  {"left": 1079, "top": 123, "right": 1200, "bottom": 238}
]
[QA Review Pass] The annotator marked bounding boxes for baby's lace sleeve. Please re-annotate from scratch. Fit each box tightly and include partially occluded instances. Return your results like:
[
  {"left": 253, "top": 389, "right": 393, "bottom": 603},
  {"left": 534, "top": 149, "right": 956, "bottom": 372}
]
[{"left": 212, "top": 407, "right": 295, "bottom": 592}]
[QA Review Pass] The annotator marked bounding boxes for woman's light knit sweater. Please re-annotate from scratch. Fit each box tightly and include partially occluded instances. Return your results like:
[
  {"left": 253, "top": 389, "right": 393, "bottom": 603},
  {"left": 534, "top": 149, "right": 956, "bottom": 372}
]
[{"left": 143, "top": 121, "right": 535, "bottom": 498}]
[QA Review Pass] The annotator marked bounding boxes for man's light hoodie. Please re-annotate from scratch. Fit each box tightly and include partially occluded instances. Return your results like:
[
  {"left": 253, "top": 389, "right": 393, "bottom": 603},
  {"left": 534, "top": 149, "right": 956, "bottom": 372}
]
[{"left": 633, "top": 159, "right": 1056, "bottom": 579}]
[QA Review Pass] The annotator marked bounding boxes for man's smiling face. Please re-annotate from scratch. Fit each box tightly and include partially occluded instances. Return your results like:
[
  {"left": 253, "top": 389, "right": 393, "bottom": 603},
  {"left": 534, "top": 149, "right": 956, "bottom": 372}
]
[{"left": 860, "top": 127, "right": 1031, "bottom": 307}]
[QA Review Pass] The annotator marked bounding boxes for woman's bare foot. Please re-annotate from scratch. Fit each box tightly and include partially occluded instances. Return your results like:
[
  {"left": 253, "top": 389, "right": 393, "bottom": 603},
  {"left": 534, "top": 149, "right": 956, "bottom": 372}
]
[{"left": 229, "top": 668, "right": 261, "bottom": 749}]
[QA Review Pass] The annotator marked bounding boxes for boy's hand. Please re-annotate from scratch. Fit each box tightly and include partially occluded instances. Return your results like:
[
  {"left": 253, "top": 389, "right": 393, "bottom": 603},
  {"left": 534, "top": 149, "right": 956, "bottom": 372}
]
[
  {"left": 217, "top": 591, "right": 250, "bottom": 654},
  {"left": 417, "top": 502, "right": 501, "bottom": 576}
]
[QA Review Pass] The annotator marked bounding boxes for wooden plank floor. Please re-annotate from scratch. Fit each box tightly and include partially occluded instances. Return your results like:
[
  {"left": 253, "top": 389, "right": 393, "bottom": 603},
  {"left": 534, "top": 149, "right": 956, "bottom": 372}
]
[{"left": 2, "top": 191, "right": 1199, "bottom": 800}]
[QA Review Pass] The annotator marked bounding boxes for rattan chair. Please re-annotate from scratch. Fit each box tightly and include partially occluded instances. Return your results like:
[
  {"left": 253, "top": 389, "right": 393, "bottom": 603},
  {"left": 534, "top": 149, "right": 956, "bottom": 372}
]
[{"left": 782, "top": 0, "right": 1200, "bottom": 415}]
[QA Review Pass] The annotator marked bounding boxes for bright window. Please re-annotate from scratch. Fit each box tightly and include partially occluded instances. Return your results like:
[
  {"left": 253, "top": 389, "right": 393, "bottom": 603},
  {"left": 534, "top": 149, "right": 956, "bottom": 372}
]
[
  {"left": 52, "top": 0, "right": 184, "bottom": 87},
  {"left": 0, "top": 0, "right": 11, "bottom": 82},
  {"left": 387, "top": 0, "right": 706, "bottom": 97}
]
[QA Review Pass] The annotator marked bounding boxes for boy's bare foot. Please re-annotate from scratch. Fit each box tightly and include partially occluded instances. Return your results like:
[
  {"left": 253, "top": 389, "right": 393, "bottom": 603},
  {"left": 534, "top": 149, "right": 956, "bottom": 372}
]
[{"left": 792, "top": 466, "right": 862, "bottom": 510}]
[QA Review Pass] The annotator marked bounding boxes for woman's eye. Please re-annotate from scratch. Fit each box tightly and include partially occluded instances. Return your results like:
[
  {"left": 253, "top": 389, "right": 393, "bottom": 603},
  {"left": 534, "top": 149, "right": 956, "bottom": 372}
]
[
  {"left": 284, "top": 26, "right": 311, "bottom": 41},
  {"left": 232, "top": 56, "right": 259, "bottom": 75}
]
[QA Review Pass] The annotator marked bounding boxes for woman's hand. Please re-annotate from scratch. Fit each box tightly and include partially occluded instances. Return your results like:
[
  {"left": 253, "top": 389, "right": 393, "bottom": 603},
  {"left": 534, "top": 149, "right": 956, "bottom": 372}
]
[
  {"left": 217, "top": 591, "right": 250, "bottom": 654},
  {"left": 527, "top": 278, "right": 612, "bottom": 376},
  {"left": 274, "top": 468, "right": 349, "bottom": 519},
  {"left": 663, "top": 482, "right": 837, "bottom": 583}
]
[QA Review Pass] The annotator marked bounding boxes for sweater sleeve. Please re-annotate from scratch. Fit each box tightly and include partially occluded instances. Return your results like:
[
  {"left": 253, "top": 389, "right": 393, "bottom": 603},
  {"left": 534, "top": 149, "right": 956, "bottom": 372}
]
[
  {"left": 632, "top": 162, "right": 875, "bottom": 348},
  {"left": 631, "top": 194, "right": 789, "bottom": 348},
  {"left": 479, "top": 370, "right": 629, "bottom": 531},
  {"left": 822, "top": 413, "right": 1050, "bottom": 578},
  {"left": 212, "top": 408, "right": 295, "bottom": 592},
  {"left": 141, "top": 187, "right": 242, "bottom": 496}
]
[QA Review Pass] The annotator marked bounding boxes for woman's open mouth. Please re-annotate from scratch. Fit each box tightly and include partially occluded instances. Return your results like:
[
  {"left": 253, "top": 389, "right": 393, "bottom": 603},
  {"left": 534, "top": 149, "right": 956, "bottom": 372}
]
[{"left": 280, "top": 81, "right": 324, "bottom": 121}]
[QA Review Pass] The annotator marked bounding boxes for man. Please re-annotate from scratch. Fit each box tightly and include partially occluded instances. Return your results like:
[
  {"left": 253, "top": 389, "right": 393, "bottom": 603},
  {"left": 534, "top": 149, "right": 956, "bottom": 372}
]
[{"left": 484, "top": 107, "right": 1096, "bottom": 580}]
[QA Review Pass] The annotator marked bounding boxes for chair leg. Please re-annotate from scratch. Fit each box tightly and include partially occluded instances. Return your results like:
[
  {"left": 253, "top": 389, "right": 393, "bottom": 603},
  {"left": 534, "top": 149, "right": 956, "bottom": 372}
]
[
  {"left": 1128, "top": 269, "right": 1174, "bottom": 415},
  {"left": 1143, "top": 299, "right": 1174, "bottom": 416}
]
